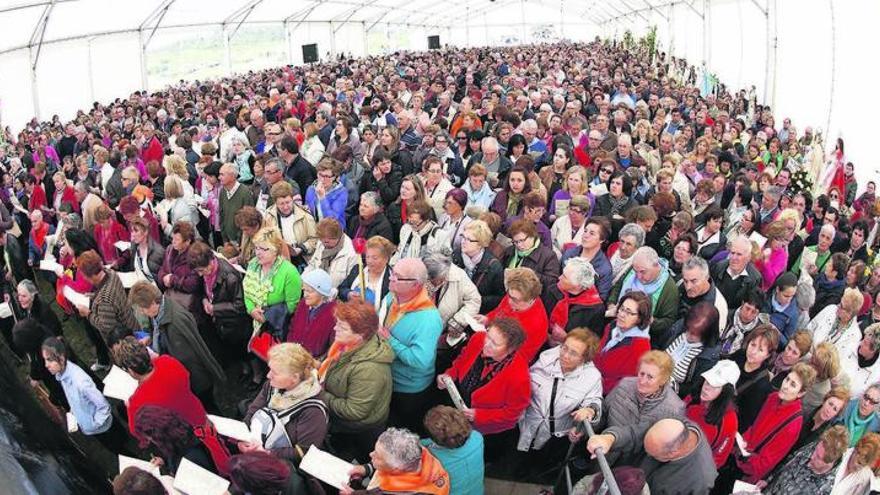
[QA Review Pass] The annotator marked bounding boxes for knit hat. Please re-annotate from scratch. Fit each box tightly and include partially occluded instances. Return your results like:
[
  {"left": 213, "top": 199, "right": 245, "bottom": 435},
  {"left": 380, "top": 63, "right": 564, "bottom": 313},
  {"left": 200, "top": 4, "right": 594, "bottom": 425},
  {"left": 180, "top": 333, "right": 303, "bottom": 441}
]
[{"left": 302, "top": 269, "right": 334, "bottom": 298}]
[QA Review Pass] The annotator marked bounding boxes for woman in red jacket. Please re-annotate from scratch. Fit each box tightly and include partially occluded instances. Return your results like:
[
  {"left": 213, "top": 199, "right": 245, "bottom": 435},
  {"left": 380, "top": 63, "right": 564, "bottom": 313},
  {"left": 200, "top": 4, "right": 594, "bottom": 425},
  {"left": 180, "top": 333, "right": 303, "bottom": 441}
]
[
  {"left": 476, "top": 267, "right": 548, "bottom": 364},
  {"left": 438, "top": 317, "right": 530, "bottom": 462},
  {"left": 717, "top": 361, "right": 817, "bottom": 492},
  {"left": 684, "top": 359, "right": 739, "bottom": 467},
  {"left": 593, "top": 291, "right": 652, "bottom": 393}
]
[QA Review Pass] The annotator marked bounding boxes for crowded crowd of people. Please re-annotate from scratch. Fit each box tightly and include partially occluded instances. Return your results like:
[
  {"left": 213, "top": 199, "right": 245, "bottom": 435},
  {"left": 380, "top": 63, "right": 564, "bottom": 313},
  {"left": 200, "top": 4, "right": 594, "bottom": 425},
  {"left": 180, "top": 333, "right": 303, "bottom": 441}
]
[{"left": 1, "top": 38, "right": 879, "bottom": 494}]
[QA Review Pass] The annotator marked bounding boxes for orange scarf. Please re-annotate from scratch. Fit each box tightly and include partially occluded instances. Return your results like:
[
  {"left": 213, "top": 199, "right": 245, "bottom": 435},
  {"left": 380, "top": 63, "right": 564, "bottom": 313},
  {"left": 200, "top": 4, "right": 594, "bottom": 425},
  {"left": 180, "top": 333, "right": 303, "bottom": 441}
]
[
  {"left": 318, "top": 341, "right": 350, "bottom": 382},
  {"left": 384, "top": 288, "right": 436, "bottom": 329},
  {"left": 371, "top": 447, "right": 449, "bottom": 495}
]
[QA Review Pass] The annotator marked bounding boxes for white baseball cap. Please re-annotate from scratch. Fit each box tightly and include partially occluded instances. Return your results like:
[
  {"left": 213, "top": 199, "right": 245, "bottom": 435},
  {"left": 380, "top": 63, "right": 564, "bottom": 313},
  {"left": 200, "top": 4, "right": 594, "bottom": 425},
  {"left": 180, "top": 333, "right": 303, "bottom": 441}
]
[{"left": 701, "top": 360, "right": 740, "bottom": 388}]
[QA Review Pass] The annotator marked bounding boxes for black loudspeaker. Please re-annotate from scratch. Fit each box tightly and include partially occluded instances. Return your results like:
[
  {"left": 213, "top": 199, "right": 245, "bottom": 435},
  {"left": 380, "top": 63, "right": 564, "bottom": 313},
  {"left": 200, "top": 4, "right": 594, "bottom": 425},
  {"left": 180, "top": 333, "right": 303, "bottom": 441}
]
[
  {"left": 428, "top": 35, "right": 440, "bottom": 50},
  {"left": 302, "top": 44, "right": 319, "bottom": 63}
]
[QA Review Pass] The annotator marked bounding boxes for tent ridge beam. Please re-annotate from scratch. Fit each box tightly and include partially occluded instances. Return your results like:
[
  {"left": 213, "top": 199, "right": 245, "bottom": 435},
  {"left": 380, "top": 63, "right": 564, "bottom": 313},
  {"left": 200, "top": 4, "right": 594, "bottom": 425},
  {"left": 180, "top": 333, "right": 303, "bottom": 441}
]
[{"left": 0, "top": 0, "right": 75, "bottom": 15}]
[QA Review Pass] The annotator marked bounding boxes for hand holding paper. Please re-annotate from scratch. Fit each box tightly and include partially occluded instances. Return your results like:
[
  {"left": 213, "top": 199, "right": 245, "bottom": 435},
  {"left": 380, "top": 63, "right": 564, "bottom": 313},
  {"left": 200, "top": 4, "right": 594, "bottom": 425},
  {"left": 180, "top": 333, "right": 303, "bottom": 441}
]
[{"left": 299, "top": 446, "right": 355, "bottom": 490}]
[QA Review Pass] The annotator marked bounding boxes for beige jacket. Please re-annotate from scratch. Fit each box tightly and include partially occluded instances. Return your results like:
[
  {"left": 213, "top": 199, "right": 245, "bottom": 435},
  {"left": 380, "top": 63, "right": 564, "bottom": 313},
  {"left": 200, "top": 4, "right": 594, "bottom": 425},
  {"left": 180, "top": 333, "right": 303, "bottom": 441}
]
[
  {"left": 263, "top": 203, "right": 318, "bottom": 261},
  {"left": 432, "top": 264, "right": 481, "bottom": 330}
]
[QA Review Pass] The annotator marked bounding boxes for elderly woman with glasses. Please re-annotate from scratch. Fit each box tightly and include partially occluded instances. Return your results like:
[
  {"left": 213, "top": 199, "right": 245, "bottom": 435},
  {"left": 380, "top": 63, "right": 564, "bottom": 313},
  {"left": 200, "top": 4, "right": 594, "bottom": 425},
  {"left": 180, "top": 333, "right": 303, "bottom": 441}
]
[
  {"left": 837, "top": 384, "right": 880, "bottom": 447},
  {"left": 391, "top": 200, "right": 447, "bottom": 266},
  {"left": 243, "top": 227, "right": 301, "bottom": 343},
  {"left": 438, "top": 317, "right": 530, "bottom": 462},
  {"left": 474, "top": 267, "right": 549, "bottom": 364},
  {"left": 593, "top": 291, "right": 653, "bottom": 393},
  {"left": 437, "top": 188, "right": 471, "bottom": 251},
  {"left": 452, "top": 220, "right": 504, "bottom": 314},
  {"left": 515, "top": 328, "right": 602, "bottom": 476},
  {"left": 808, "top": 287, "right": 864, "bottom": 359},
  {"left": 319, "top": 300, "right": 394, "bottom": 462},
  {"left": 587, "top": 351, "right": 685, "bottom": 467},
  {"left": 304, "top": 218, "right": 359, "bottom": 287},
  {"left": 305, "top": 157, "right": 349, "bottom": 230},
  {"left": 421, "top": 156, "right": 454, "bottom": 219},
  {"left": 550, "top": 194, "right": 591, "bottom": 257}
]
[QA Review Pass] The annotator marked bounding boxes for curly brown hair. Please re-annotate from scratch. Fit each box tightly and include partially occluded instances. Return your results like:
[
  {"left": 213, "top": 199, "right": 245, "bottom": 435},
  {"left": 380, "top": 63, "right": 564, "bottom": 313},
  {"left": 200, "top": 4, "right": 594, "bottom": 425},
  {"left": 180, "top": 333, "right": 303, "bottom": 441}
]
[
  {"left": 423, "top": 405, "right": 472, "bottom": 449},
  {"left": 111, "top": 336, "right": 153, "bottom": 375},
  {"left": 133, "top": 405, "right": 199, "bottom": 456}
]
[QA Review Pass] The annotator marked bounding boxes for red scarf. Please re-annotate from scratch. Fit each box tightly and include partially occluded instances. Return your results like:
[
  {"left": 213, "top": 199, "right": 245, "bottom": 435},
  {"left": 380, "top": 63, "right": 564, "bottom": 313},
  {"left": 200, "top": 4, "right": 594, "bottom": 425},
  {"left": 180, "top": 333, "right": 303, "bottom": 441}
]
[
  {"left": 30, "top": 222, "right": 49, "bottom": 250},
  {"left": 550, "top": 285, "right": 602, "bottom": 330}
]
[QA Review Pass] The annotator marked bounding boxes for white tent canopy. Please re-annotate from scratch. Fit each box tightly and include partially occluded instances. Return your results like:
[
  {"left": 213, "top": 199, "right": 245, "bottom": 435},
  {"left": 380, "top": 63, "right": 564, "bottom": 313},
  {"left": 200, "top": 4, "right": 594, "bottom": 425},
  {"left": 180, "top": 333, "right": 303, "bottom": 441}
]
[{"left": 0, "top": 0, "right": 877, "bottom": 186}]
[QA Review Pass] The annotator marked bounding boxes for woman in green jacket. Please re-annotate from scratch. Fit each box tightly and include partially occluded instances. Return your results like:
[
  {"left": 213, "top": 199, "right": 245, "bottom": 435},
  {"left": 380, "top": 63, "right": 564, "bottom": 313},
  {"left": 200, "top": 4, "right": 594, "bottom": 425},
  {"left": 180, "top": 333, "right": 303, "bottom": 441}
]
[
  {"left": 243, "top": 227, "right": 302, "bottom": 386},
  {"left": 319, "top": 300, "right": 394, "bottom": 462}
]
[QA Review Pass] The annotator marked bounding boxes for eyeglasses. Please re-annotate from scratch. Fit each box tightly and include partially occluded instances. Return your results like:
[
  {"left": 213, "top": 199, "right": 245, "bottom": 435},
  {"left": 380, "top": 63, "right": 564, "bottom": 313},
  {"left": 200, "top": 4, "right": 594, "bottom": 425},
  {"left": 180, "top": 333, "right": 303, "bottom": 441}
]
[
  {"left": 462, "top": 236, "right": 479, "bottom": 243},
  {"left": 512, "top": 236, "right": 531, "bottom": 246},
  {"left": 457, "top": 136, "right": 467, "bottom": 141},
  {"left": 618, "top": 306, "right": 638, "bottom": 317},
  {"left": 318, "top": 173, "right": 335, "bottom": 179},
  {"left": 569, "top": 208, "right": 585, "bottom": 215},
  {"left": 559, "top": 344, "right": 584, "bottom": 359},
  {"left": 390, "top": 273, "right": 417, "bottom": 283},
  {"left": 864, "top": 394, "right": 880, "bottom": 406},
  {"left": 600, "top": 168, "right": 613, "bottom": 174}
]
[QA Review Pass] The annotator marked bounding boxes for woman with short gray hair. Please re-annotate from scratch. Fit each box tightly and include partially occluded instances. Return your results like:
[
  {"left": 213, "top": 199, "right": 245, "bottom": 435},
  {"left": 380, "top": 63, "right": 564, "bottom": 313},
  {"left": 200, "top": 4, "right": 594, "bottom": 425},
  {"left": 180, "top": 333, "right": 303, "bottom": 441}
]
[
  {"left": 548, "top": 257, "right": 605, "bottom": 344},
  {"left": 609, "top": 223, "right": 645, "bottom": 284},
  {"left": 13, "top": 279, "right": 62, "bottom": 337},
  {"left": 421, "top": 245, "right": 481, "bottom": 344},
  {"left": 346, "top": 427, "right": 450, "bottom": 493}
]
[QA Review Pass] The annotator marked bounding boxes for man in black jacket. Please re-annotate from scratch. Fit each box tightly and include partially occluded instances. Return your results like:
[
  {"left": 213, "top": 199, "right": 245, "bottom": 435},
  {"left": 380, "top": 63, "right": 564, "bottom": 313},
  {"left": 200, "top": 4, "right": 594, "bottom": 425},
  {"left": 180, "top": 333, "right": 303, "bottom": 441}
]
[{"left": 278, "top": 135, "right": 316, "bottom": 199}]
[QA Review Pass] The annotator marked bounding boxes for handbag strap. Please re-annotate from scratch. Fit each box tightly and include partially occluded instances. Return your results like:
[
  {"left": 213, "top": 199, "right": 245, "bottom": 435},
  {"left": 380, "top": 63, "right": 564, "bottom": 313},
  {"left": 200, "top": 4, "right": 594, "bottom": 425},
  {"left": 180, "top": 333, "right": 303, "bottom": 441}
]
[{"left": 736, "top": 369, "right": 768, "bottom": 396}]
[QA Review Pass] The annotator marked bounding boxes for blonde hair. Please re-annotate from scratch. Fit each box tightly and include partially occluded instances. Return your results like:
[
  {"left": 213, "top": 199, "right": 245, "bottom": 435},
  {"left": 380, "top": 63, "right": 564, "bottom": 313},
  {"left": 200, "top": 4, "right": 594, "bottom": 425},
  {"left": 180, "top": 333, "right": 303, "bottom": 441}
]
[
  {"left": 639, "top": 350, "right": 674, "bottom": 384},
  {"left": 267, "top": 343, "right": 317, "bottom": 379},
  {"left": 163, "top": 154, "right": 188, "bottom": 180},
  {"left": 563, "top": 166, "right": 588, "bottom": 195},
  {"left": 252, "top": 227, "right": 284, "bottom": 254},
  {"left": 840, "top": 287, "right": 864, "bottom": 314},
  {"left": 464, "top": 220, "right": 493, "bottom": 247},
  {"left": 503, "top": 267, "right": 542, "bottom": 301},
  {"left": 811, "top": 342, "right": 841, "bottom": 381},
  {"left": 164, "top": 175, "right": 184, "bottom": 200}
]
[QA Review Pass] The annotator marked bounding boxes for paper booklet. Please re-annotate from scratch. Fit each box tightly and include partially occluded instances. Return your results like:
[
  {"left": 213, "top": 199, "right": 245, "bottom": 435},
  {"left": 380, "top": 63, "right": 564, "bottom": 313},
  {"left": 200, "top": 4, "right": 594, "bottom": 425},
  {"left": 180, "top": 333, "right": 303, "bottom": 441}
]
[
  {"left": 172, "top": 458, "right": 229, "bottom": 495},
  {"left": 114, "top": 240, "right": 130, "bottom": 251},
  {"left": 207, "top": 414, "right": 261, "bottom": 444},
  {"left": 116, "top": 271, "right": 141, "bottom": 289},
  {"left": 462, "top": 313, "right": 486, "bottom": 332},
  {"left": 39, "top": 258, "right": 64, "bottom": 274},
  {"left": 0, "top": 302, "right": 12, "bottom": 319},
  {"left": 441, "top": 375, "right": 468, "bottom": 410},
  {"left": 299, "top": 446, "right": 355, "bottom": 490},
  {"left": 102, "top": 365, "right": 139, "bottom": 401},
  {"left": 118, "top": 454, "right": 160, "bottom": 478},
  {"left": 731, "top": 480, "right": 761, "bottom": 494},
  {"left": 62, "top": 285, "right": 90, "bottom": 309}
]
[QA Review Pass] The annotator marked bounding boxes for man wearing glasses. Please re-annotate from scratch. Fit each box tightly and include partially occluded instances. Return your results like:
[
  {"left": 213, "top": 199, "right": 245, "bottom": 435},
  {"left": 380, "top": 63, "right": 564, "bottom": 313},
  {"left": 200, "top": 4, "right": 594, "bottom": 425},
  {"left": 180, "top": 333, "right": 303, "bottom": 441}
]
[{"left": 378, "top": 258, "right": 443, "bottom": 435}]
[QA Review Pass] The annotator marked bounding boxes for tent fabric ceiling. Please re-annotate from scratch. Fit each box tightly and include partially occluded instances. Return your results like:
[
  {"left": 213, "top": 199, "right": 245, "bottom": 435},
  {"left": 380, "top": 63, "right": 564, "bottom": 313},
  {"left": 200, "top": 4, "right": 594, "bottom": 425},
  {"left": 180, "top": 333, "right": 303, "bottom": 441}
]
[{"left": 0, "top": 0, "right": 656, "bottom": 54}]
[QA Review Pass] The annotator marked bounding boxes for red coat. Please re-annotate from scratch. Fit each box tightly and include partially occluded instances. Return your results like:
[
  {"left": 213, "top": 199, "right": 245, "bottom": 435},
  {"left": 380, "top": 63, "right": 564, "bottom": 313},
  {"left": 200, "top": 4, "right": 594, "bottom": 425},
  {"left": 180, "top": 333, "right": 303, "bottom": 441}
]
[
  {"left": 738, "top": 392, "right": 803, "bottom": 483},
  {"left": 444, "top": 332, "right": 530, "bottom": 434},
  {"left": 54, "top": 185, "right": 80, "bottom": 213},
  {"left": 593, "top": 324, "right": 650, "bottom": 393},
  {"left": 685, "top": 400, "right": 738, "bottom": 467},
  {"left": 127, "top": 355, "right": 207, "bottom": 441},
  {"left": 141, "top": 136, "right": 164, "bottom": 165},
  {"left": 94, "top": 220, "right": 129, "bottom": 265},
  {"left": 28, "top": 183, "right": 47, "bottom": 212},
  {"left": 486, "top": 295, "right": 548, "bottom": 363},
  {"left": 287, "top": 299, "right": 337, "bottom": 359}
]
